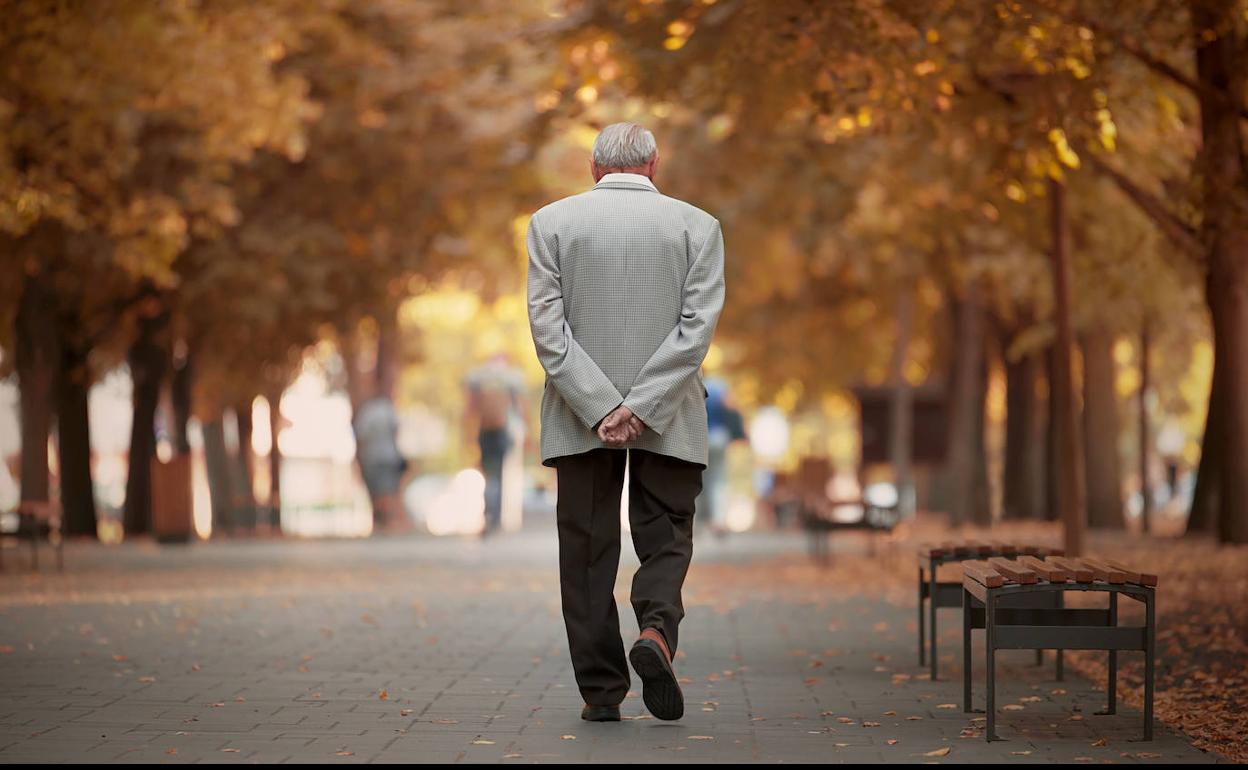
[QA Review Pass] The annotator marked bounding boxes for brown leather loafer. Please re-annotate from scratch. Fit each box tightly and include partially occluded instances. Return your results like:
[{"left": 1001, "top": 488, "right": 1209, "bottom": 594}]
[
  {"left": 581, "top": 703, "right": 621, "bottom": 722},
  {"left": 629, "top": 627, "right": 683, "bottom": 720}
]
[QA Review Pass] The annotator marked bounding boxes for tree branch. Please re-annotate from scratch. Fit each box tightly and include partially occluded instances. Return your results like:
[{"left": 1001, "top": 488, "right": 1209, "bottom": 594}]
[
  {"left": 1082, "top": 150, "right": 1204, "bottom": 261},
  {"left": 1017, "top": 0, "right": 1248, "bottom": 121}
]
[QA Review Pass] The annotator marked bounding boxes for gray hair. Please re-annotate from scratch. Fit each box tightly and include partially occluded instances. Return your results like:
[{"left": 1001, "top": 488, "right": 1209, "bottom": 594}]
[{"left": 592, "top": 122, "right": 657, "bottom": 169}]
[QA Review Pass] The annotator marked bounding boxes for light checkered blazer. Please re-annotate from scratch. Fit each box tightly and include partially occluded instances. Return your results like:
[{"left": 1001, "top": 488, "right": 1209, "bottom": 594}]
[{"left": 526, "top": 172, "right": 725, "bottom": 468}]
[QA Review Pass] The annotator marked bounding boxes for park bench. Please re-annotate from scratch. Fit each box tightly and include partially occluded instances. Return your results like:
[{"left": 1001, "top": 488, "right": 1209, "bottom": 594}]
[
  {"left": 795, "top": 457, "right": 900, "bottom": 564},
  {"left": 763, "top": 470, "right": 802, "bottom": 530},
  {"left": 918, "top": 542, "right": 1064, "bottom": 681},
  {"left": 961, "top": 554, "right": 1158, "bottom": 741},
  {"left": 0, "top": 500, "right": 64, "bottom": 572}
]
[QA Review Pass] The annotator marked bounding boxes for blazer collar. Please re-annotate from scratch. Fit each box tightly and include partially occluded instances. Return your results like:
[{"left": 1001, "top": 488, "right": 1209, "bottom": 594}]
[{"left": 592, "top": 172, "right": 659, "bottom": 192}]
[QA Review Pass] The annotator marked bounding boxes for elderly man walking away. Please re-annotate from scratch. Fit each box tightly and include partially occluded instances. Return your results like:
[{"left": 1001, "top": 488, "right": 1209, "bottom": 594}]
[{"left": 526, "top": 122, "right": 726, "bottom": 723}]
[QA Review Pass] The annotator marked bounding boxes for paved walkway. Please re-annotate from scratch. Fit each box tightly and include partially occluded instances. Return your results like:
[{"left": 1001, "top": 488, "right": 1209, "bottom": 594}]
[{"left": 0, "top": 530, "right": 1219, "bottom": 763}]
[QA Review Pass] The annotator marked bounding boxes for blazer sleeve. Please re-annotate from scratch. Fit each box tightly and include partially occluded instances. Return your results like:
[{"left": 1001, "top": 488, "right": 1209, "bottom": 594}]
[
  {"left": 526, "top": 213, "right": 625, "bottom": 430},
  {"left": 623, "top": 218, "right": 726, "bottom": 436}
]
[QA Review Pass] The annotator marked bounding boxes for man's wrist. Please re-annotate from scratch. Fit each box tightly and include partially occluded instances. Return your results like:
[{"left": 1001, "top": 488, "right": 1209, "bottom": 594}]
[{"left": 593, "top": 402, "right": 625, "bottom": 431}]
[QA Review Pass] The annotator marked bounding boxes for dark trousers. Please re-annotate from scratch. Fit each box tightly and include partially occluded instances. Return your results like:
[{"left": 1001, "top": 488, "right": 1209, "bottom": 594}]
[
  {"left": 479, "top": 428, "right": 511, "bottom": 533},
  {"left": 554, "top": 447, "right": 703, "bottom": 706}
]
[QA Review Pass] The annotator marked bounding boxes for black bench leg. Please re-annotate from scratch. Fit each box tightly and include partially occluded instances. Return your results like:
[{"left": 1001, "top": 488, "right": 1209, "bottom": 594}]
[
  {"left": 928, "top": 562, "right": 938, "bottom": 681},
  {"left": 1098, "top": 593, "right": 1118, "bottom": 715},
  {"left": 1034, "top": 649, "right": 1043, "bottom": 666},
  {"left": 1144, "top": 590, "right": 1155, "bottom": 741},
  {"left": 985, "top": 591, "right": 998, "bottom": 741},
  {"left": 1054, "top": 591, "right": 1064, "bottom": 681},
  {"left": 962, "top": 587, "right": 973, "bottom": 712},
  {"left": 918, "top": 566, "right": 926, "bottom": 666}
]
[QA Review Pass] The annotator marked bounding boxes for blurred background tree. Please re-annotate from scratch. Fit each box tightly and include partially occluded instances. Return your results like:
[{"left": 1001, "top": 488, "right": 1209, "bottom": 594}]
[{"left": 0, "top": 0, "right": 1240, "bottom": 547}]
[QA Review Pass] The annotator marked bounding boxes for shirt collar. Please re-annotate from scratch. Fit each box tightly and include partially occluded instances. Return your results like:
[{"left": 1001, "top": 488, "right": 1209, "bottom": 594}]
[{"left": 593, "top": 172, "right": 658, "bottom": 191}]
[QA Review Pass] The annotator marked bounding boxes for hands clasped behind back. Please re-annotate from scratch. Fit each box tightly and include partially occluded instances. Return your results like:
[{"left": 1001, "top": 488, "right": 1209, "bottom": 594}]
[{"left": 597, "top": 405, "right": 645, "bottom": 447}]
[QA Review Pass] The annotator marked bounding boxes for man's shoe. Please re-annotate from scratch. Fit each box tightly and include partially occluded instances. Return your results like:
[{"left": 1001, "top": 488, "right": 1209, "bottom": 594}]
[
  {"left": 629, "top": 628, "right": 684, "bottom": 720},
  {"left": 581, "top": 703, "right": 621, "bottom": 722}
]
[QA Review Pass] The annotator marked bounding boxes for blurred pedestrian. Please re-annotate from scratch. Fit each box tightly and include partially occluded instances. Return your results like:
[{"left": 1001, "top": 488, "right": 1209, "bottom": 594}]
[
  {"left": 464, "top": 353, "right": 524, "bottom": 537},
  {"left": 526, "top": 122, "right": 725, "bottom": 723},
  {"left": 696, "top": 377, "right": 747, "bottom": 536},
  {"left": 353, "top": 395, "right": 408, "bottom": 532}
]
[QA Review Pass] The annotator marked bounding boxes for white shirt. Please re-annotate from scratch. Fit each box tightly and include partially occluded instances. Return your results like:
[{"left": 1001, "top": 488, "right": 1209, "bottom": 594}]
[{"left": 596, "top": 172, "right": 658, "bottom": 190}]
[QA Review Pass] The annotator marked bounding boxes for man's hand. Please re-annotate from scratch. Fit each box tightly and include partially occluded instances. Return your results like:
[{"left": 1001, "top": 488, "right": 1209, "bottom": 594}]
[{"left": 597, "top": 405, "right": 645, "bottom": 446}]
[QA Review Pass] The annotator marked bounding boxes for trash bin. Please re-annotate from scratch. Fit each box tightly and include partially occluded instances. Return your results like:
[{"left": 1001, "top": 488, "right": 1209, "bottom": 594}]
[{"left": 151, "top": 454, "right": 194, "bottom": 543}]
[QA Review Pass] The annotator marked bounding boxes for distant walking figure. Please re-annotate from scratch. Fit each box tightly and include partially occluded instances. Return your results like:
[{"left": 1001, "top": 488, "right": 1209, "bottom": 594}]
[
  {"left": 526, "top": 123, "right": 726, "bottom": 722},
  {"left": 464, "top": 353, "right": 524, "bottom": 537}
]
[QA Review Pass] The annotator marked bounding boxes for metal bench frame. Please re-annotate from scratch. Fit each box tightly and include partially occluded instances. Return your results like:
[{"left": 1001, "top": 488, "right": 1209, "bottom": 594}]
[
  {"left": 804, "top": 500, "right": 899, "bottom": 563},
  {"left": 919, "top": 548, "right": 1063, "bottom": 681},
  {"left": 961, "top": 579, "right": 1155, "bottom": 741}
]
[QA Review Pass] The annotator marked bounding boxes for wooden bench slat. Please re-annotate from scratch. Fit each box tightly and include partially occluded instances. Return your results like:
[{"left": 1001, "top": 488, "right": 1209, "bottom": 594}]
[
  {"left": 1049, "top": 556, "right": 1095, "bottom": 582},
  {"left": 986, "top": 557, "right": 1039, "bottom": 585},
  {"left": 1017, "top": 555, "right": 1070, "bottom": 583},
  {"left": 1077, "top": 557, "right": 1126, "bottom": 584},
  {"left": 1104, "top": 558, "right": 1159, "bottom": 587},
  {"left": 1086, "top": 557, "right": 1140, "bottom": 585},
  {"left": 989, "top": 541, "right": 1019, "bottom": 556},
  {"left": 962, "top": 560, "right": 1004, "bottom": 588}
]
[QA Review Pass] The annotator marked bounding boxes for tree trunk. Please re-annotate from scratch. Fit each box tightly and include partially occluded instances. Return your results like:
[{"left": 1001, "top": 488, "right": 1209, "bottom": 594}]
[
  {"left": 16, "top": 275, "right": 59, "bottom": 505},
  {"left": 267, "top": 388, "right": 283, "bottom": 523},
  {"left": 171, "top": 348, "right": 193, "bottom": 457},
  {"left": 1208, "top": 280, "right": 1248, "bottom": 544},
  {"left": 1187, "top": 354, "right": 1221, "bottom": 534},
  {"left": 1044, "top": 348, "right": 1061, "bottom": 521},
  {"left": 1050, "top": 177, "right": 1087, "bottom": 555},
  {"left": 944, "top": 286, "right": 987, "bottom": 526},
  {"left": 1003, "top": 343, "right": 1045, "bottom": 520},
  {"left": 1192, "top": 0, "right": 1248, "bottom": 544},
  {"left": 1081, "top": 328, "right": 1125, "bottom": 528},
  {"left": 1139, "top": 322, "right": 1153, "bottom": 534},
  {"left": 889, "top": 281, "right": 915, "bottom": 517},
  {"left": 202, "top": 417, "right": 234, "bottom": 535},
  {"left": 971, "top": 331, "right": 992, "bottom": 527},
  {"left": 122, "top": 309, "right": 169, "bottom": 537},
  {"left": 231, "top": 401, "right": 256, "bottom": 531},
  {"left": 56, "top": 343, "right": 97, "bottom": 538}
]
